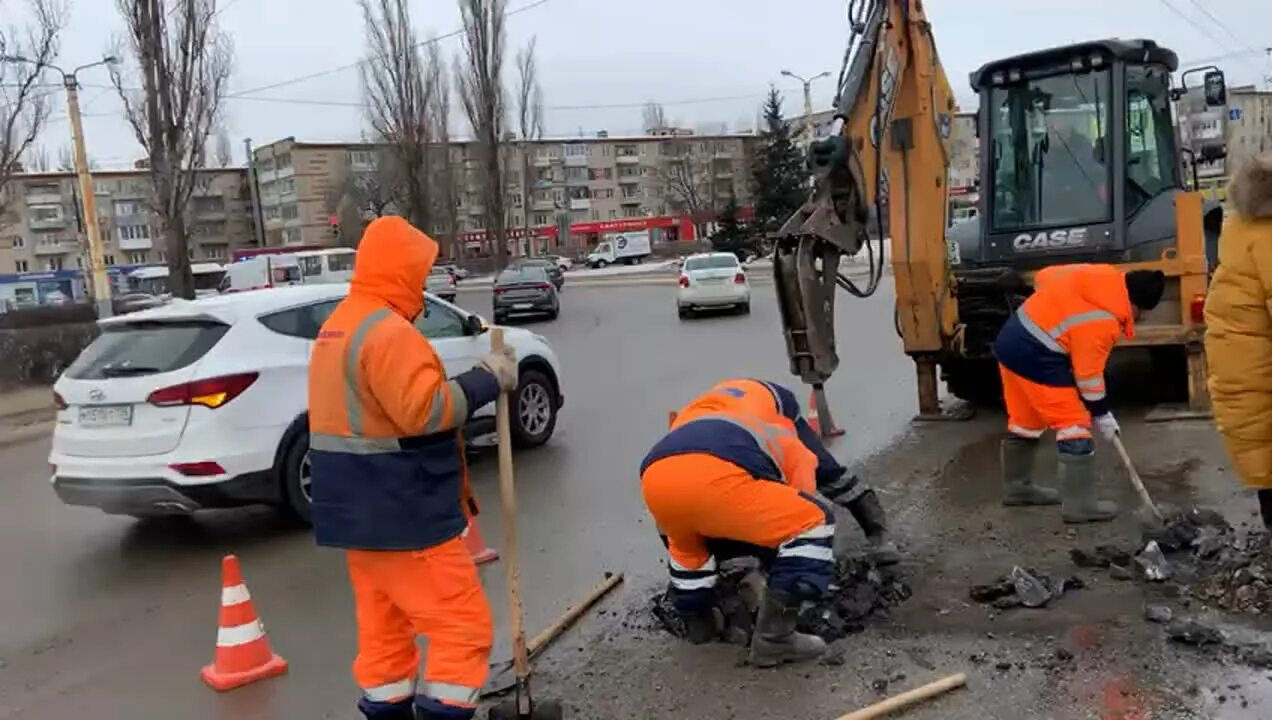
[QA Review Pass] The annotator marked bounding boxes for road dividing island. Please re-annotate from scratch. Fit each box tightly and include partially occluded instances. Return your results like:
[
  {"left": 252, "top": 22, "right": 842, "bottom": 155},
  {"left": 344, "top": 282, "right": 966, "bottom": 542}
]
[{"left": 200, "top": 555, "right": 289, "bottom": 691}]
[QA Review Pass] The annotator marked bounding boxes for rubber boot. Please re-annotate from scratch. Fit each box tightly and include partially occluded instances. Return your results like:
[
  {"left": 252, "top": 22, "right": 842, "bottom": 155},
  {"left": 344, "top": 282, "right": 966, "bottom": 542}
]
[
  {"left": 845, "top": 489, "right": 901, "bottom": 566},
  {"left": 1001, "top": 435, "right": 1060, "bottom": 507},
  {"left": 1059, "top": 451, "right": 1118, "bottom": 523},
  {"left": 748, "top": 587, "right": 826, "bottom": 667},
  {"left": 1259, "top": 489, "right": 1272, "bottom": 532}
]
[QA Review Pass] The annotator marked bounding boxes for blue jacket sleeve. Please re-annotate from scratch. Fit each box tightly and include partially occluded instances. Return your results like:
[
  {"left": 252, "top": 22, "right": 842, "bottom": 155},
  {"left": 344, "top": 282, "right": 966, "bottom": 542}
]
[{"left": 452, "top": 367, "right": 502, "bottom": 418}]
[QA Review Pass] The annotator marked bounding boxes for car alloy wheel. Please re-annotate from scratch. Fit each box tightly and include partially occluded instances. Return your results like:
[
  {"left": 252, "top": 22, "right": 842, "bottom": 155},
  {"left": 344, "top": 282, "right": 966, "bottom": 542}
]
[
  {"left": 299, "top": 450, "right": 313, "bottom": 503},
  {"left": 519, "top": 382, "right": 552, "bottom": 436}
]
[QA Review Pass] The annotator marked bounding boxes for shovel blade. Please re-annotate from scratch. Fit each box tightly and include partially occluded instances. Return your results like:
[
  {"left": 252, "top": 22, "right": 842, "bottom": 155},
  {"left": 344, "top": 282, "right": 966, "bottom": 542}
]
[{"left": 487, "top": 698, "right": 564, "bottom": 720}]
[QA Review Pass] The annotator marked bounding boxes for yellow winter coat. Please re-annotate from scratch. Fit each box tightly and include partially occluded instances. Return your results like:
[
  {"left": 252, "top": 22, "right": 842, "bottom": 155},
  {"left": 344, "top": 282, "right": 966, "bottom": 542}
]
[{"left": 1205, "top": 153, "right": 1272, "bottom": 489}]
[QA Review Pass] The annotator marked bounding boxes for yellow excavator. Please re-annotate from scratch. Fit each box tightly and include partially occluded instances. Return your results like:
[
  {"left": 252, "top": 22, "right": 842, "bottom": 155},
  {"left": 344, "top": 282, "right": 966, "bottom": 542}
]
[{"left": 773, "top": 0, "right": 1227, "bottom": 424}]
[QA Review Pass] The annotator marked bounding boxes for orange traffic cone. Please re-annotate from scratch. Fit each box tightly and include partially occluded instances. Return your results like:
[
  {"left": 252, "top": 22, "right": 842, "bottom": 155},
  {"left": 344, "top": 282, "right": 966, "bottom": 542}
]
[
  {"left": 463, "top": 518, "right": 499, "bottom": 565},
  {"left": 808, "top": 388, "right": 845, "bottom": 439},
  {"left": 668, "top": 410, "right": 678, "bottom": 428},
  {"left": 201, "top": 555, "right": 288, "bottom": 692}
]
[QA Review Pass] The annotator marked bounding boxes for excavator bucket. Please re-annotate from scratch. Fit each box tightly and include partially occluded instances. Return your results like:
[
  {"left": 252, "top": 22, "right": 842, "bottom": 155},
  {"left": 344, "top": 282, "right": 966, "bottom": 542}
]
[{"left": 772, "top": 234, "right": 843, "bottom": 386}]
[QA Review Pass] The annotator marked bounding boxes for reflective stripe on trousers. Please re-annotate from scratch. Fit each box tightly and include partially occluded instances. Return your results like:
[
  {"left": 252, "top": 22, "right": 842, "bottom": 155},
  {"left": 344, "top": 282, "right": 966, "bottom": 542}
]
[
  {"left": 668, "top": 555, "right": 718, "bottom": 591},
  {"left": 777, "top": 522, "right": 835, "bottom": 562},
  {"left": 1008, "top": 423, "right": 1045, "bottom": 439},
  {"left": 362, "top": 677, "right": 416, "bottom": 703}
]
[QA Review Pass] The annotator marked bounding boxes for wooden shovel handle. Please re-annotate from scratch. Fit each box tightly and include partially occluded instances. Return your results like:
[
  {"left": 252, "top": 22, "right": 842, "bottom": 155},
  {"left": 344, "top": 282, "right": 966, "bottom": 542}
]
[{"left": 491, "top": 328, "right": 529, "bottom": 679}]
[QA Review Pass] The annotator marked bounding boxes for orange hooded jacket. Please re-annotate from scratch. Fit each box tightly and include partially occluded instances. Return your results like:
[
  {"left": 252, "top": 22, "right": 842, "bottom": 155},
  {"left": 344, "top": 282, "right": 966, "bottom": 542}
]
[
  {"left": 994, "top": 263, "right": 1134, "bottom": 417},
  {"left": 307, "top": 217, "right": 501, "bottom": 550}
]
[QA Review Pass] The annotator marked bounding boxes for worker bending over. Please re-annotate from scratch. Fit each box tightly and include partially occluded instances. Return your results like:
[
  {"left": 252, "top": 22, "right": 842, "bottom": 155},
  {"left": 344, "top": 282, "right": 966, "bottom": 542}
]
[
  {"left": 705, "top": 378, "right": 899, "bottom": 564},
  {"left": 308, "top": 216, "right": 518, "bottom": 720},
  {"left": 640, "top": 379, "right": 852, "bottom": 666},
  {"left": 994, "top": 263, "right": 1164, "bottom": 523}
]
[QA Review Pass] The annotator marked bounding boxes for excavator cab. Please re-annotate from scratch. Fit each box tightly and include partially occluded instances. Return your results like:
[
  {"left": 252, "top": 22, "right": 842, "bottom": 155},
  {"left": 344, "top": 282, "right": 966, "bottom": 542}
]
[{"left": 948, "top": 39, "right": 1225, "bottom": 408}]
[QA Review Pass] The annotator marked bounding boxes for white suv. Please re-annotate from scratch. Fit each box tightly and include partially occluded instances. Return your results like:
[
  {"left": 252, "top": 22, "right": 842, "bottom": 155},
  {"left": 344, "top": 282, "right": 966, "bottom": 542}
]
[{"left": 48, "top": 285, "right": 564, "bottom": 523}]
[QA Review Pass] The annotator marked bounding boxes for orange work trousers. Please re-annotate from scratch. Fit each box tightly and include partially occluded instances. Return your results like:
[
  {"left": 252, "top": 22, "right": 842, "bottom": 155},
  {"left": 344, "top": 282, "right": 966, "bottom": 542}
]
[
  {"left": 346, "top": 536, "right": 492, "bottom": 711},
  {"left": 641, "top": 453, "right": 827, "bottom": 572},
  {"left": 999, "top": 365, "right": 1092, "bottom": 442}
]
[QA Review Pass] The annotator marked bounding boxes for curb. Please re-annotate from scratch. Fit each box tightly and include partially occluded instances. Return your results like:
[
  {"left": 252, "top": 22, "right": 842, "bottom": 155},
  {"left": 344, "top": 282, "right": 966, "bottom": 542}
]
[{"left": 0, "top": 421, "right": 53, "bottom": 449}]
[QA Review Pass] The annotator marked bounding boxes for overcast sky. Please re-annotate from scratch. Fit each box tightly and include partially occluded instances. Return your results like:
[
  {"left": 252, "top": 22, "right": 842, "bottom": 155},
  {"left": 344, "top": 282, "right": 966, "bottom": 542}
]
[{"left": 22, "top": 0, "right": 1272, "bottom": 169}]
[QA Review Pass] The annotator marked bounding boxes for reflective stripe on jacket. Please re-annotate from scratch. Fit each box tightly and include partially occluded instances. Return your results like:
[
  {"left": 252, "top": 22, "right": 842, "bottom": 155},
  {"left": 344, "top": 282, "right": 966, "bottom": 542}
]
[
  {"left": 307, "top": 217, "right": 501, "bottom": 550},
  {"left": 993, "top": 264, "right": 1133, "bottom": 417},
  {"left": 640, "top": 404, "right": 818, "bottom": 495}
]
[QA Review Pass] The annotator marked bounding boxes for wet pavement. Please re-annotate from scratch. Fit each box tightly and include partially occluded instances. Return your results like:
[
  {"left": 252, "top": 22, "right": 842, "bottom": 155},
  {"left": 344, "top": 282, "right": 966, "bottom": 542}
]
[{"left": 1, "top": 279, "right": 1270, "bottom": 718}]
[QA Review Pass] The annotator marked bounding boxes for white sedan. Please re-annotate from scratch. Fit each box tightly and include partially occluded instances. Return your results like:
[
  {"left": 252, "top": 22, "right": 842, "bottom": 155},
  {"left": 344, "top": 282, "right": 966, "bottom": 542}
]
[
  {"left": 677, "top": 252, "right": 751, "bottom": 318},
  {"left": 48, "top": 285, "right": 564, "bottom": 524}
]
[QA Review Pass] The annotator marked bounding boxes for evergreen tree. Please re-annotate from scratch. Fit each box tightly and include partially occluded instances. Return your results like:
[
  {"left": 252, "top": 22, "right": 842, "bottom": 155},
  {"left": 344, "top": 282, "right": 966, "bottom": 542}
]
[
  {"left": 709, "top": 194, "right": 750, "bottom": 257},
  {"left": 750, "top": 87, "right": 808, "bottom": 235}
]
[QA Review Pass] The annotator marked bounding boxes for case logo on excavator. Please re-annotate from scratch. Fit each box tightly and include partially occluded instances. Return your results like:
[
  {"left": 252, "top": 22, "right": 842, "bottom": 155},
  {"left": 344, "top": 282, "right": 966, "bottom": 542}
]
[{"left": 1012, "top": 228, "right": 1088, "bottom": 252}]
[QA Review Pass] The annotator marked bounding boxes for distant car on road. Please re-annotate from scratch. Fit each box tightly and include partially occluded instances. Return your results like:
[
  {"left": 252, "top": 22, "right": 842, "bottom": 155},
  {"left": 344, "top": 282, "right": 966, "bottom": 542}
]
[
  {"left": 436, "top": 262, "right": 469, "bottom": 281},
  {"left": 48, "top": 285, "right": 565, "bottom": 523},
  {"left": 493, "top": 265, "right": 560, "bottom": 323},
  {"left": 113, "top": 292, "right": 167, "bottom": 314},
  {"left": 543, "top": 255, "right": 573, "bottom": 273},
  {"left": 426, "top": 265, "right": 458, "bottom": 301},
  {"left": 513, "top": 258, "right": 565, "bottom": 290},
  {"left": 677, "top": 251, "right": 750, "bottom": 318}
]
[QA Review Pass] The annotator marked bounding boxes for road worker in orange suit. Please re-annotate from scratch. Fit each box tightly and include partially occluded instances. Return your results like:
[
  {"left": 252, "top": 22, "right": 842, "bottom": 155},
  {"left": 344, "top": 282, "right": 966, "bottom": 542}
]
[
  {"left": 702, "top": 378, "right": 900, "bottom": 565},
  {"left": 640, "top": 383, "right": 838, "bottom": 666},
  {"left": 307, "top": 216, "right": 518, "bottom": 720},
  {"left": 993, "top": 263, "right": 1164, "bottom": 523}
]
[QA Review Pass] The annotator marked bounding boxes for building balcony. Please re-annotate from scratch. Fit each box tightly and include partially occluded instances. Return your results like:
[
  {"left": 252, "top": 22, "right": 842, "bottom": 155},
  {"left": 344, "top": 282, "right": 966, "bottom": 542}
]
[
  {"left": 532, "top": 156, "right": 552, "bottom": 168},
  {"left": 620, "top": 195, "right": 642, "bottom": 205},
  {"left": 615, "top": 155, "right": 640, "bottom": 165},
  {"left": 119, "top": 237, "right": 153, "bottom": 251},
  {"left": 34, "top": 240, "right": 80, "bottom": 256},
  {"left": 713, "top": 151, "right": 735, "bottom": 160},
  {"left": 563, "top": 153, "right": 588, "bottom": 167},
  {"left": 532, "top": 199, "right": 556, "bottom": 211},
  {"left": 29, "top": 216, "right": 68, "bottom": 230},
  {"left": 569, "top": 198, "right": 590, "bottom": 211},
  {"left": 25, "top": 192, "right": 63, "bottom": 205},
  {"left": 195, "top": 208, "right": 227, "bottom": 220}
]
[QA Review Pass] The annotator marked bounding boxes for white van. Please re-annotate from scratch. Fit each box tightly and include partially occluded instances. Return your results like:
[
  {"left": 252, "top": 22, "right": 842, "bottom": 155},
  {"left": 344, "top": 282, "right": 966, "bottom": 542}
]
[
  {"left": 128, "top": 263, "right": 227, "bottom": 298},
  {"left": 295, "top": 248, "right": 355, "bottom": 284},
  {"left": 220, "top": 255, "right": 302, "bottom": 293}
]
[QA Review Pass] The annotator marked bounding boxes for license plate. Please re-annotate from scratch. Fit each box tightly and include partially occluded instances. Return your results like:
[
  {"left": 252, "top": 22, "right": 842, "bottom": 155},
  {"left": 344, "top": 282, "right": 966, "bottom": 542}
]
[
  {"left": 700, "top": 278, "right": 725, "bottom": 284},
  {"left": 78, "top": 405, "right": 133, "bottom": 427},
  {"left": 513, "top": 303, "right": 533, "bottom": 310}
]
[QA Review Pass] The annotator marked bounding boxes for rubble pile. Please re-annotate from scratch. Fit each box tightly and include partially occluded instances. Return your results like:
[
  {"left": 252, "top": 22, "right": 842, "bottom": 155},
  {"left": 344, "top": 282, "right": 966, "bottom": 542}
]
[
  {"left": 968, "top": 566, "right": 1085, "bottom": 610},
  {"left": 651, "top": 557, "right": 911, "bottom": 645}
]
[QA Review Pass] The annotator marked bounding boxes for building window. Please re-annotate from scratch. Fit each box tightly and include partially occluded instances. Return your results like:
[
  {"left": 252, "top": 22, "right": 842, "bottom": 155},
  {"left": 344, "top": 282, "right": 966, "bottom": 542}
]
[
  {"left": 622, "top": 205, "right": 642, "bottom": 218},
  {"left": 264, "top": 206, "right": 281, "bottom": 220},
  {"left": 616, "top": 144, "right": 638, "bottom": 157},
  {"left": 75, "top": 256, "right": 83, "bottom": 268},
  {"left": 277, "top": 177, "right": 296, "bottom": 195},
  {"left": 46, "top": 257, "right": 63, "bottom": 270},
  {"left": 24, "top": 182, "right": 59, "bottom": 196},
  {"left": 618, "top": 165, "right": 641, "bottom": 178},
  {"left": 118, "top": 224, "right": 150, "bottom": 241},
  {"left": 350, "top": 150, "right": 374, "bottom": 167},
  {"left": 533, "top": 213, "right": 550, "bottom": 225},
  {"left": 282, "top": 228, "right": 301, "bottom": 244},
  {"left": 564, "top": 143, "right": 586, "bottom": 157},
  {"left": 126, "top": 252, "right": 146, "bottom": 264},
  {"left": 11, "top": 236, "right": 24, "bottom": 249},
  {"left": 275, "top": 152, "right": 292, "bottom": 170},
  {"left": 104, "top": 254, "right": 115, "bottom": 266},
  {"left": 158, "top": 251, "right": 167, "bottom": 262},
  {"left": 29, "top": 204, "right": 62, "bottom": 221},
  {"left": 565, "top": 166, "right": 586, "bottom": 181},
  {"left": 114, "top": 200, "right": 141, "bottom": 216},
  {"left": 621, "top": 184, "right": 642, "bottom": 198},
  {"left": 588, "top": 168, "right": 613, "bottom": 180},
  {"left": 14, "top": 260, "right": 27, "bottom": 272},
  {"left": 607, "top": 209, "right": 617, "bottom": 219}
]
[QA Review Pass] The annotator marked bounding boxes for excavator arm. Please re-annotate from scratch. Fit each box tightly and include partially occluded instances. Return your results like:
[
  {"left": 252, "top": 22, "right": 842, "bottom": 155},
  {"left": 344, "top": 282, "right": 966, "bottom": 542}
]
[{"left": 772, "top": 0, "right": 958, "bottom": 415}]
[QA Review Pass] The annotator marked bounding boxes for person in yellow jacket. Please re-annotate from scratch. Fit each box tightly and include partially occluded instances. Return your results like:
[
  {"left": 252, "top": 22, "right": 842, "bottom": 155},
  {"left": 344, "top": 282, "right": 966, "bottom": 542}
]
[{"left": 1205, "top": 153, "right": 1272, "bottom": 530}]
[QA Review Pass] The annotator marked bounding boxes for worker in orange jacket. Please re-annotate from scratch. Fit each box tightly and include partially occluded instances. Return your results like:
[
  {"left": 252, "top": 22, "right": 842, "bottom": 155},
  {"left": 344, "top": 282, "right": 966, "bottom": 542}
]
[
  {"left": 308, "top": 216, "right": 518, "bottom": 720},
  {"left": 641, "top": 386, "right": 835, "bottom": 666},
  {"left": 704, "top": 378, "right": 900, "bottom": 565},
  {"left": 993, "top": 264, "right": 1164, "bottom": 523}
]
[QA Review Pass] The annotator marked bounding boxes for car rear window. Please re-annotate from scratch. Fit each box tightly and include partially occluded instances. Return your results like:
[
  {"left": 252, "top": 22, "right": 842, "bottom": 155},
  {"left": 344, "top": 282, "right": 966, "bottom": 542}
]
[
  {"left": 497, "top": 268, "right": 546, "bottom": 284},
  {"left": 66, "top": 320, "right": 230, "bottom": 380},
  {"left": 685, "top": 255, "right": 739, "bottom": 271}
]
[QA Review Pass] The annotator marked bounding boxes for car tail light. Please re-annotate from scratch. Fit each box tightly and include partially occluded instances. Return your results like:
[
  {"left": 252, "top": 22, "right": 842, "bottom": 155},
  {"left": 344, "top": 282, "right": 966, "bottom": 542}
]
[
  {"left": 169, "top": 461, "right": 226, "bottom": 477},
  {"left": 53, "top": 391, "right": 67, "bottom": 411},
  {"left": 147, "top": 372, "right": 259, "bottom": 409},
  {"left": 734, "top": 272, "right": 746, "bottom": 284},
  {"left": 679, "top": 275, "right": 690, "bottom": 288},
  {"left": 494, "top": 286, "right": 505, "bottom": 295},
  {"left": 1190, "top": 293, "right": 1206, "bottom": 324},
  {"left": 535, "top": 283, "right": 552, "bottom": 291}
]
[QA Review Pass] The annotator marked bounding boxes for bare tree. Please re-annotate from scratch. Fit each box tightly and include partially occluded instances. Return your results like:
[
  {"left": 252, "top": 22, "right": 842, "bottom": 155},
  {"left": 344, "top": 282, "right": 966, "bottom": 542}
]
[
  {"left": 111, "top": 0, "right": 232, "bottom": 299},
  {"left": 456, "top": 0, "right": 507, "bottom": 268},
  {"left": 425, "top": 40, "right": 461, "bottom": 263},
  {"left": 359, "top": 0, "right": 436, "bottom": 231},
  {"left": 325, "top": 146, "right": 401, "bottom": 247},
  {"left": 25, "top": 144, "right": 49, "bottom": 171},
  {"left": 0, "top": 0, "right": 64, "bottom": 206},
  {"left": 55, "top": 143, "right": 72, "bottom": 170},
  {"left": 642, "top": 101, "right": 667, "bottom": 134},
  {"left": 211, "top": 125, "right": 232, "bottom": 167},
  {"left": 657, "top": 137, "right": 713, "bottom": 238},
  {"left": 514, "top": 36, "right": 543, "bottom": 244}
]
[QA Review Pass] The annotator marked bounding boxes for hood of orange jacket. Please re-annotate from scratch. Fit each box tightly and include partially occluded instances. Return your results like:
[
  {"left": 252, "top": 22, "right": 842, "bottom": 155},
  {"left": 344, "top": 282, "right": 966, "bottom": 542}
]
[{"left": 349, "top": 216, "right": 437, "bottom": 320}]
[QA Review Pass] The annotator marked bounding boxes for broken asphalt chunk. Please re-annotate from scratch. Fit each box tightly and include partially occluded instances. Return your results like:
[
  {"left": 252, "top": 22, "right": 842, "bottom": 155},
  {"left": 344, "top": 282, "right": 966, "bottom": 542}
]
[
  {"left": 1011, "top": 566, "right": 1053, "bottom": 608},
  {"left": 1144, "top": 604, "right": 1173, "bottom": 624},
  {"left": 1135, "top": 541, "right": 1172, "bottom": 582},
  {"left": 1166, "top": 620, "right": 1224, "bottom": 646}
]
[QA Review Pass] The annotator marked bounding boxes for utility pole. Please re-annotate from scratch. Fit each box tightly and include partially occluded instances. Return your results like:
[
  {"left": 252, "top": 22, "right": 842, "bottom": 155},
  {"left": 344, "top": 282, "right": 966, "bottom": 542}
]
[
  {"left": 244, "top": 137, "right": 265, "bottom": 248},
  {"left": 780, "top": 69, "right": 831, "bottom": 147},
  {"left": 1, "top": 54, "right": 118, "bottom": 317}
]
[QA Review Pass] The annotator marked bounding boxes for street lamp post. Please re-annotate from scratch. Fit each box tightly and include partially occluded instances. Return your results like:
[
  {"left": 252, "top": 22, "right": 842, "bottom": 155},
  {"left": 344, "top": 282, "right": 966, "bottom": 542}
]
[
  {"left": 780, "top": 69, "right": 831, "bottom": 146},
  {"left": 1, "top": 54, "right": 117, "bottom": 318}
]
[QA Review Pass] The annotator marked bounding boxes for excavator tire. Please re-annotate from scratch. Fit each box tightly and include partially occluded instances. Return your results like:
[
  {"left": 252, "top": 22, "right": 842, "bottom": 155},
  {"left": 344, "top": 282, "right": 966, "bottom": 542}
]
[{"left": 942, "top": 357, "right": 1003, "bottom": 407}]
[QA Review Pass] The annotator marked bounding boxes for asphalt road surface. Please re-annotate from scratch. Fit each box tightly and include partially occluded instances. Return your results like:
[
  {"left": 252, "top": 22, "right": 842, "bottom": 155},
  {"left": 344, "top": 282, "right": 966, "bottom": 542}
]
[{"left": 0, "top": 279, "right": 1267, "bottom": 719}]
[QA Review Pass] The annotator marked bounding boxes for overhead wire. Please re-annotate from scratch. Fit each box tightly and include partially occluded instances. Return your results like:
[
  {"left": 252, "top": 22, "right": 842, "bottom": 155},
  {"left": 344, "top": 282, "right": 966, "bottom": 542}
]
[{"left": 1155, "top": 0, "right": 1265, "bottom": 79}]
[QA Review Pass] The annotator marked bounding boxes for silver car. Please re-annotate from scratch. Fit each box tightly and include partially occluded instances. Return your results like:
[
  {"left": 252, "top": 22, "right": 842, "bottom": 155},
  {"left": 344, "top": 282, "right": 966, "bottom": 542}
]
[{"left": 425, "top": 266, "right": 457, "bottom": 301}]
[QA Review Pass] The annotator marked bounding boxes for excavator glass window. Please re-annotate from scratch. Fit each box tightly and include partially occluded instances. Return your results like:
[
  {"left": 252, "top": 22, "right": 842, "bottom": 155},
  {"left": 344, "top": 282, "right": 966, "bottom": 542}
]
[
  {"left": 1125, "top": 64, "right": 1179, "bottom": 215},
  {"left": 989, "top": 69, "right": 1112, "bottom": 231}
]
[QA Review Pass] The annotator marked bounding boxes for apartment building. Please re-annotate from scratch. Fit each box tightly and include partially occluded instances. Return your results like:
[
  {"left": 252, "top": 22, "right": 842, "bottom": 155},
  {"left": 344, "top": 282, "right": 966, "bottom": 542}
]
[
  {"left": 0, "top": 167, "right": 254, "bottom": 277},
  {"left": 252, "top": 131, "right": 759, "bottom": 257}
]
